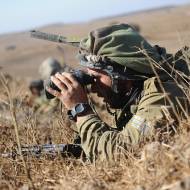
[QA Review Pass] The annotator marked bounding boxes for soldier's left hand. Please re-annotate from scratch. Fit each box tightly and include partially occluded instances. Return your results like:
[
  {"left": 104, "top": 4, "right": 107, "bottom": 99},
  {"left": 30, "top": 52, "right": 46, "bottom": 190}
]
[{"left": 46, "top": 72, "right": 88, "bottom": 110}]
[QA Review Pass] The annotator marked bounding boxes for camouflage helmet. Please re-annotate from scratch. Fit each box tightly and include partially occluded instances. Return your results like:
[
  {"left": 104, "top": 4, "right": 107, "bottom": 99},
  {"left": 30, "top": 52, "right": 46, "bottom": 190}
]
[
  {"left": 77, "top": 23, "right": 165, "bottom": 80},
  {"left": 39, "top": 57, "right": 62, "bottom": 80}
]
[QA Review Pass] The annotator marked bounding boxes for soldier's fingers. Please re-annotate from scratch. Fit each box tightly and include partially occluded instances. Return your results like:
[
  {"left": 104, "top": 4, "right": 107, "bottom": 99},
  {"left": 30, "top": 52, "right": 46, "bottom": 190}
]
[
  {"left": 55, "top": 73, "right": 72, "bottom": 89},
  {"left": 51, "top": 75, "right": 67, "bottom": 91},
  {"left": 45, "top": 86, "right": 61, "bottom": 98},
  {"left": 61, "top": 72, "right": 79, "bottom": 87}
]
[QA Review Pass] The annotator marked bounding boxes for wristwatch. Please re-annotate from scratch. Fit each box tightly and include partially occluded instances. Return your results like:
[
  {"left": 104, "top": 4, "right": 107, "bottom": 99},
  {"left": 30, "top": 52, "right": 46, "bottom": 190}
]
[{"left": 67, "top": 103, "right": 92, "bottom": 121}]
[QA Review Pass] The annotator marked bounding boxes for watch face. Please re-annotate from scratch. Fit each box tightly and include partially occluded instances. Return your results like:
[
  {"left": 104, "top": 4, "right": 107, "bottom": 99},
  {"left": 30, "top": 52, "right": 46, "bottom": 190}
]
[
  {"left": 69, "top": 103, "right": 90, "bottom": 120},
  {"left": 75, "top": 103, "right": 85, "bottom": 113}
]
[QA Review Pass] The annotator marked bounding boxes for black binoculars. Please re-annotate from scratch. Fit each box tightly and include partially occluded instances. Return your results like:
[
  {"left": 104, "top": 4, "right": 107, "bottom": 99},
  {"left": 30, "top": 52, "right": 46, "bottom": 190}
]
[{"left": 44, "top": 70, "right": 95, "bottom": 99}]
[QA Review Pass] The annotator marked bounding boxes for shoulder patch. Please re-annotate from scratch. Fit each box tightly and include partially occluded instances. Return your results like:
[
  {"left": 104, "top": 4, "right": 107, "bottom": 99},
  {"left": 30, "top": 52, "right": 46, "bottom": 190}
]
[{"left": 130, "top": 115, "right": 150, "bottom": 135}]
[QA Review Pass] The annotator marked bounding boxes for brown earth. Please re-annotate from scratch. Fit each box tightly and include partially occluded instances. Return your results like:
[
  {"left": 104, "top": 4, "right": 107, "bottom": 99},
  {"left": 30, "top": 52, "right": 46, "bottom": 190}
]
[{"left": 0, "top": 5, "right": 190, "bottom": 79}]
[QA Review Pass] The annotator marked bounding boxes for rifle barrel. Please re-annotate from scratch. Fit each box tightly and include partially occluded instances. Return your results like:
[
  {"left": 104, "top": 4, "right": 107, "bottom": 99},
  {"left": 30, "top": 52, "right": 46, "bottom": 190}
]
[{"left": 30, "top": 30, "right": 80, "bottom": 47}]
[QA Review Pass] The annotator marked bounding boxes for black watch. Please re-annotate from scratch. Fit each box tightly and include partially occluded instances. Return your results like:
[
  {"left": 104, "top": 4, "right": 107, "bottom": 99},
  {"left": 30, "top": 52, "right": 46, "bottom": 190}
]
[{"left": 67, "top": 103, "right": 92, "bottom": 121}]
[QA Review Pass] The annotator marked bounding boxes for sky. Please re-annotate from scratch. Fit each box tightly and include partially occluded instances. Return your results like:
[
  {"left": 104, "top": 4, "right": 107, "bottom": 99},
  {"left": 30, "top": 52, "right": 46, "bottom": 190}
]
[{"left": 0, "top": 0, "right": 190, "bottom": 34}]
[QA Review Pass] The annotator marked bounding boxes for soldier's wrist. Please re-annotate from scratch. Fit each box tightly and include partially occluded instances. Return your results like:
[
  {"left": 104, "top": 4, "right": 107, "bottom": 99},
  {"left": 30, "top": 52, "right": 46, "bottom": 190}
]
[{"left": 67, "top": 103, "right": 93, "bottom": 122}]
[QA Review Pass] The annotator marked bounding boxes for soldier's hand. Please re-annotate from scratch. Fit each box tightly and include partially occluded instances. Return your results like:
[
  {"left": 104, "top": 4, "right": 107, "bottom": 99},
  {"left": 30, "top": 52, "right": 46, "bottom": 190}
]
[{"left": 46, "top": 72, "right": 88, "bottom": 110}]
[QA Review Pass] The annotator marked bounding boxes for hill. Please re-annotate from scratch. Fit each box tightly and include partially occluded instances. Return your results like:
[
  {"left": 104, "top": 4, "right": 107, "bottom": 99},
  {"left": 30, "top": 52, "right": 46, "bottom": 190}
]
[{"left": 0, "top": 5, "right": 190, "bottom": 78}]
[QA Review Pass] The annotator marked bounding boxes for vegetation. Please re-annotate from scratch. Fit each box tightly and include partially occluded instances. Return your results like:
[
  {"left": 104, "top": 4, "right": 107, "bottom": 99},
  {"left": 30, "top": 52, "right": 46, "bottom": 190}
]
[
  {"left": 0, "top": 5, "right": 190, "bottom": 189},
  {"left": 0, "top": 54, "right": 190, "bottom": 190}
]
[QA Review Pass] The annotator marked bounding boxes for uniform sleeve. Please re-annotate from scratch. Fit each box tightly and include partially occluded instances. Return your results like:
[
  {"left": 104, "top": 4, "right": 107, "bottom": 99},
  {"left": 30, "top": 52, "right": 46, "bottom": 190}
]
[
  {"left": 76, "top": 102, "right": 170, "bottom": 162},
  {"left": 76, "top": 78, "right": 186, "bottom": 162},
  {"left": 76, "top": 114, "right": 140, "bottom": 162}
]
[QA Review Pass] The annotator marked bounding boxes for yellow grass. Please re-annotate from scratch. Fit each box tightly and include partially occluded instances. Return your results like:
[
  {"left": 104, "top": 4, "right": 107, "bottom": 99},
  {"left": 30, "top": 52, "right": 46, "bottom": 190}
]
[
  {"left": 0, "top": 58, "right": 190, "bottom": 190},
  {"left": 0, "top": 5, "right": 190, "bottom": 190}
]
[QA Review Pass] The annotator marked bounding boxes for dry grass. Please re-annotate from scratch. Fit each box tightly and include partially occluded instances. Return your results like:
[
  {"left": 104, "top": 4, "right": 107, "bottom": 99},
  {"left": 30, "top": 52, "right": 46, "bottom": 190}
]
[
  {"left": 0, "top": 28, "right": 190, "bottom": 189},
  {"left": 0, "top": 66, "right": 190, "bottom": 190}
]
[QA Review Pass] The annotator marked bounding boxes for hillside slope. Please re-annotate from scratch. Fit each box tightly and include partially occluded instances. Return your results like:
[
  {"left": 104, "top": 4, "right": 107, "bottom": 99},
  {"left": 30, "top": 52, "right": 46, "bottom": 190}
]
[{"left": 0, "top": 5, "right": 190, "bottom": 78}]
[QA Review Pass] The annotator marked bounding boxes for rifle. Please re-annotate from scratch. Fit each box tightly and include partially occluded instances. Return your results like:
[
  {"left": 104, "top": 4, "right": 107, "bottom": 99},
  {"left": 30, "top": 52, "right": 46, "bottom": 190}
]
[
  {"left": 30, "top": 30, "right": 80, "bottom": 47},
  {"left": 1, "top": 144, "right": 83, "bottom": 159}
]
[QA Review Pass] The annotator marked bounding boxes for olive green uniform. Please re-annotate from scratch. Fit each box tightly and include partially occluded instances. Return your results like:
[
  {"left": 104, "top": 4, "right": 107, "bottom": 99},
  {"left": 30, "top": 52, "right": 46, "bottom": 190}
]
[
  {"left": 76, "top": 77, "right": 188, "bottom": 162},
  {"left": 75, "top": 24, "right": 189, "bottom": 162}
]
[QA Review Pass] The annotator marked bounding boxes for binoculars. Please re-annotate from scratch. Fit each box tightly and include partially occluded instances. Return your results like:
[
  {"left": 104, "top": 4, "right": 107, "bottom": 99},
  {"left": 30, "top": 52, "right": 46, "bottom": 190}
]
[{"left": 44, "top": 70, "right": 95, "bottom": 99}]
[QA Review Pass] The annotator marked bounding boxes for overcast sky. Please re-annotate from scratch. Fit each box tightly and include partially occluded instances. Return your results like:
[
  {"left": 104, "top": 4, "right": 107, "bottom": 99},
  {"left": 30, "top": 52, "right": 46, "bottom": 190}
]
[{"left": 0, "top": 0, "right": 190, "bottom": 34}]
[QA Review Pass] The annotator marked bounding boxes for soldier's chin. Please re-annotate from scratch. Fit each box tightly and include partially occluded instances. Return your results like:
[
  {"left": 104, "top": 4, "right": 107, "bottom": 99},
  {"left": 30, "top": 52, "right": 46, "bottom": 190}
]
[
  {"left": 105, "top": 92, "right": 128, "bottom": 109},
  {"left": 110, "top": 102, "right": 123, "bottom": 109}
]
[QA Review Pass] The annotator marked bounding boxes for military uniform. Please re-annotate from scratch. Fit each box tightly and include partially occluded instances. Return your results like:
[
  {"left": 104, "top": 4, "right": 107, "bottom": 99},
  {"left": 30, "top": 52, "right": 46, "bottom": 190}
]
[
  {"left": 74, "top": 24, "right": 189, "bottom": 162},
  {"left": 76, "top": 76, "right": 188, "bottom": 162}
]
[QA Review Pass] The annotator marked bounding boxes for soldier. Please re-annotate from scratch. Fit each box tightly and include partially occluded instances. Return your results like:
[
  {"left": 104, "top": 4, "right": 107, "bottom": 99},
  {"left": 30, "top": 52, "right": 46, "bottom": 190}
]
[
  {"left": 46, "top": 24, "right": 189, "bottom": 162},
  {"left": 39, "top": 57, "right": 63, "bottom": 80},
  {"left": 28, "top": 79, "right": 56, "bottom": 113},
  {"left": 39, "top": 57, "right": 72, "bottom": 80},
  {"left": 29, "top": 57, "right": 63, "bottom": 113},
  {"left": 29, "top": 79, "right": 44, "bottom": 97}
]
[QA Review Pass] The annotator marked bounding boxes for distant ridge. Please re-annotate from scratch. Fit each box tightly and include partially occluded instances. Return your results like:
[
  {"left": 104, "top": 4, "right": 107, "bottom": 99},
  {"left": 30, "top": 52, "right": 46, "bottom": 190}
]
[
  {"left": 91, "top": 5, "right": 176, "bottom": 22},
  {"left": 0, "top": 4, "right": 190, "bottom": 78}
]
